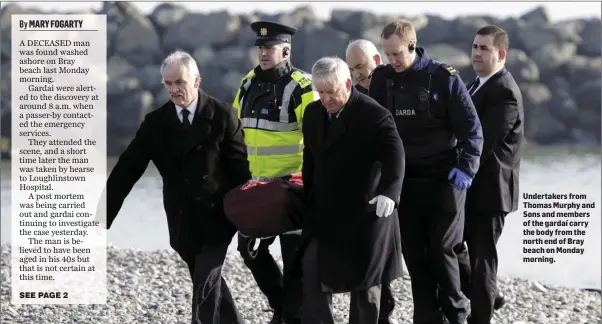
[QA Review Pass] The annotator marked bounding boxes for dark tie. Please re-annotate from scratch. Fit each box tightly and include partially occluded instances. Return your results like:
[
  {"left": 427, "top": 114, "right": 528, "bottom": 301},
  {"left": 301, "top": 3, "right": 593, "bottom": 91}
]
[
  {"left": 181, "top": 109, "right": 191, "bottom": 130},
  {"left": 469, "top": 78, "right": 480, "bottom": 96}
]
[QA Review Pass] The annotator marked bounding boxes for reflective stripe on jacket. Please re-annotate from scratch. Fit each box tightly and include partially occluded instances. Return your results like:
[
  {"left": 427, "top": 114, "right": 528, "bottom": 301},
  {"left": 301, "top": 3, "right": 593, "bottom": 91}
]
[{"left": 233, "top": 67, "right": 317, "bottom": 180}]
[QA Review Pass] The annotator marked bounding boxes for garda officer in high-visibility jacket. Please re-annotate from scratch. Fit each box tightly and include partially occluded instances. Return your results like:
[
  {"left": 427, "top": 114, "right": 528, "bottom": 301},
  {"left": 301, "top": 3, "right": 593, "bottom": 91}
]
[
  {"left": 369, "top": 19, "right": 483, "bottom": 324},
  {"left": 232, "top": 21, "right": 318, "bottom": 324}
]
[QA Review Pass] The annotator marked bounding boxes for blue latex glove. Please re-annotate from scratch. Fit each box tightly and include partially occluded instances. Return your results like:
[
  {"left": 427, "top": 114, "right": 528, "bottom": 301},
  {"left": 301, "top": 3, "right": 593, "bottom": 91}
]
[{"left": 448, "top": 168, "right": 472, "bottom": 190}]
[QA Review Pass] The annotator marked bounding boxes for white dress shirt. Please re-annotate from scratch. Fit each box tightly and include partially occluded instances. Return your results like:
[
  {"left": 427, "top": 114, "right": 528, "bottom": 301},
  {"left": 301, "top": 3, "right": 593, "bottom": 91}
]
[
  {"left": 175, "top": 95, "right": 199, "bottom": 124},
  {"left": 471, "top": 65, "right": 504, "bottom": 95}
]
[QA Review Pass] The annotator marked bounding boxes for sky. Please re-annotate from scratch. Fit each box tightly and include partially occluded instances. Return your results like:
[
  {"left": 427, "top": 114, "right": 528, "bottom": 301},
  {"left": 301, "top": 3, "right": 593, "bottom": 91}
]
[{"left": 3, "top": 1, "right": 601, "bottom": 22}]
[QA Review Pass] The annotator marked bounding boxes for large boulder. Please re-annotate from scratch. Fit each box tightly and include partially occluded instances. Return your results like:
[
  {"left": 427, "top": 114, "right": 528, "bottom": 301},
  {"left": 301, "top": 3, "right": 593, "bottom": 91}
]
[
  {"left": 505, "top": 49, "right": 540, "bottom": 83},
  {"left": 162, "top": 11, "right": 241, "bottom": 52},
  {"left": 113, "top": 13, "right": 163, "bottom": 67}
]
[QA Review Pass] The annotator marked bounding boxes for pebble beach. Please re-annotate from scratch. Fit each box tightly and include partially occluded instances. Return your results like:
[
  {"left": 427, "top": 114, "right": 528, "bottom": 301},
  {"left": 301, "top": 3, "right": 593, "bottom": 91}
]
[{"left": 1, "top": 244, "right": 600, "bottom": 324}]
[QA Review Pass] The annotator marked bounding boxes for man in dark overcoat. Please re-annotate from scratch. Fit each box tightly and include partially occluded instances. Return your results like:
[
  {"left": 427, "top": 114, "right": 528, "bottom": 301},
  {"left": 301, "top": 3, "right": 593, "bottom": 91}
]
[
  {"left": 293, "top": 56, "right": 405, "bottom": 324},
  {"left": 99, "top": 50, "right": 251, "bottom": 324}
]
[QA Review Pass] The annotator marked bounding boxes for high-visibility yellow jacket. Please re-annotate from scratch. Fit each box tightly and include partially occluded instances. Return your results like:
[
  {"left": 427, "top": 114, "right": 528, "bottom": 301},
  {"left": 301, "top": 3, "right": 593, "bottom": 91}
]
[{"left": 232, "top": 61, "right": 317, "bottom": 180}]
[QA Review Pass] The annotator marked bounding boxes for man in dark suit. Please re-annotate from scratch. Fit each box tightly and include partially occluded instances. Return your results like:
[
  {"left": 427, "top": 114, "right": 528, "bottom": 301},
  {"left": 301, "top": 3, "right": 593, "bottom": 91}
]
[
  {"left": 459, "top": 25, "right": 525, "bottom": 324},
  {"left": 100, "top": 50, "right": 251, "bottom": 324},
  {"left": 345, "top": 39, "right": 384, "bottom": 95},
  {"left": 346, "top": 38, "right": 399, "bottom": 324},
  {"left": 294, "top": 56, "right": 405, "bottom": 324}
]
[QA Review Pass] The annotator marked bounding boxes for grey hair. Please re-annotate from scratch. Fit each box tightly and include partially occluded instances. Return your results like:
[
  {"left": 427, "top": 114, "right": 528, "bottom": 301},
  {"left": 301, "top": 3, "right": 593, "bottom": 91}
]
[
  {"left": 346, "top": 39, "right": 380, "bottom": 60},
  {"left": 160, "top": 50, "right": 201, "bottom": 83},
  {"left": 311, "top": 56, "right": 352, "bottom": 86}
]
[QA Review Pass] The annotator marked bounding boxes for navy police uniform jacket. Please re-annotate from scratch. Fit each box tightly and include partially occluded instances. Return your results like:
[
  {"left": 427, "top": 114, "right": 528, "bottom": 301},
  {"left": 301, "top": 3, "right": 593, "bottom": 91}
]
[{"left": 369, "top": 47, "right": 483, "bottom": 178}]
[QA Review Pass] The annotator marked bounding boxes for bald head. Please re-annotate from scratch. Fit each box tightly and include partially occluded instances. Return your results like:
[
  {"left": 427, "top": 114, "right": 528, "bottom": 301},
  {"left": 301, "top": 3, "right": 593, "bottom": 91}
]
[{"left": 345, "top": 39, "right": 382, "bottom": 90}]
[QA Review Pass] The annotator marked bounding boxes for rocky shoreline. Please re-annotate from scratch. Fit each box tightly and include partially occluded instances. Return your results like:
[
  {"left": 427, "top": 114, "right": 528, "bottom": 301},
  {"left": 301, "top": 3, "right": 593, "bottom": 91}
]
[
  {"left": 1, "top": 244, "right": 601, "bottom": 324},
  {"left": 0, "top": 2, "right": 600, "bottom": 157}
]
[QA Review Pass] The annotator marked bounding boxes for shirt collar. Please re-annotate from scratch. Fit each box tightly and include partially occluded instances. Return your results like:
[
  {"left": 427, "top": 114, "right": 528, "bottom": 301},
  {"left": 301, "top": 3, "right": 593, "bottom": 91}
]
[
  {"left": 175, "top": 94, "right": 199, "bottom": 117},
  {"left": 329, "top": 87, "right": 356, "bottom": 119},
  {"left": 329, "top": 106, "right": 345, "bottom": 119},
  {"left": 478, "top": 64, "right": 504, "bottom": 85}
]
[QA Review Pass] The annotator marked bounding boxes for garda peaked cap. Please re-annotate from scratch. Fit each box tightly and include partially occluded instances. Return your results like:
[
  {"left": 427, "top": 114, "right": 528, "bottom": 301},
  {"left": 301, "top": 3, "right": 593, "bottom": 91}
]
[{"left": 250, "top": 21, "right": 298, "bottom": 46}]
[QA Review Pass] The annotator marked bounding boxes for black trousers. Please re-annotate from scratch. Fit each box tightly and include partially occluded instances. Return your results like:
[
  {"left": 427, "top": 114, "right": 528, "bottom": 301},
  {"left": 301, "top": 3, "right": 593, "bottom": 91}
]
[
  {"left": 379, "top": 282, "right": 396, "bottom": 324},
  {"left": 178, "top": 244, "right": 244, "bottom": 324},
  {"left": 237, "top": 232, "right": 304, "bottom": 322},
  {"left": 456, "top": 211, "right": 507, "bottom": 324},
  {"left": 301, "top": 239, "right": 383, "bottom": 324},
  {"left": 393, "top": 179, "right": 470, "bottom": 324}
]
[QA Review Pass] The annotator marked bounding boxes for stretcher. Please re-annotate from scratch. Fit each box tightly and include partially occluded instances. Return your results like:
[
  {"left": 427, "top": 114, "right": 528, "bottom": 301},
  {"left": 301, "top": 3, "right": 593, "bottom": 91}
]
[{"left": 223, "top": 172, "right": 306, "bottom": 240}]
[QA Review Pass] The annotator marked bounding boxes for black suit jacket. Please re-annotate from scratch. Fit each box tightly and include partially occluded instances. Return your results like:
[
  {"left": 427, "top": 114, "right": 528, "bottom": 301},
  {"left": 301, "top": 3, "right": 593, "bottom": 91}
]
[
  {"left": 466, "top": 67, "right": 524, "bottom": 213},
  {"left": 354, "top": 84, "right": 368, "bottom": 95},
  {"left": 297, "top": 87, "right": 405, "bottom": 292},
  {"left": 104, "top": 90, "right": 251, "bottom": 253}
]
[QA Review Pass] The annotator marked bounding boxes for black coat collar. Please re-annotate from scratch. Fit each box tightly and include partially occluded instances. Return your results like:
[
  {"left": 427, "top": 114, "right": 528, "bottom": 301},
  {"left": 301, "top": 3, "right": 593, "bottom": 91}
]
[
  {"left": 254, "top": 60, "right": 292, "bottom": 82},
  {"left": 319, "top": 86, "right": 360, "bottom": 152},
  {"left": 470, "top": 67, "right": 507, "bottom": 99}
]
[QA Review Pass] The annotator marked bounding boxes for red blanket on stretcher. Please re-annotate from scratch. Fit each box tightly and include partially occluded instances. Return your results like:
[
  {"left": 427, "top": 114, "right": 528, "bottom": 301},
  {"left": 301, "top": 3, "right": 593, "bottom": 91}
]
[{"left": 223, "top": 172, "right": 305, "bottom": 238}]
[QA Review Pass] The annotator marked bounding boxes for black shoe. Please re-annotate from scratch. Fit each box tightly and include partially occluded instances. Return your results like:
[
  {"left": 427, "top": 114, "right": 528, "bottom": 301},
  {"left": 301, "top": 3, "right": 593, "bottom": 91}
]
[{"left": 494, "top": 292, "right": 506, "bottom": 310}]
